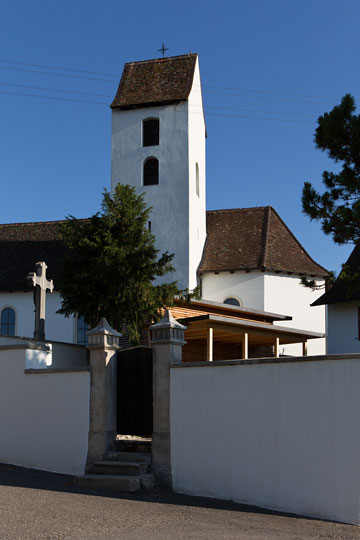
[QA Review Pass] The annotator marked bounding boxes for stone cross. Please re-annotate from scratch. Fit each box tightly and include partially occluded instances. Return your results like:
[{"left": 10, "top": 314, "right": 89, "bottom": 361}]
[{"left": 27, "top": 261, "right": 54, "bottom": 341}]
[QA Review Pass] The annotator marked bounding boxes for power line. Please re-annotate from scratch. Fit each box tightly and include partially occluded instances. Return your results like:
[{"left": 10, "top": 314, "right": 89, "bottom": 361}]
[
  {"left": 0, "top": 88, "right": 315, "bottom": 123},
  {"left": 0, "top": 89, "right": 108, "bottom": 105},
  {"left": 0, "top": 59, "right": 119, "bottom": 77},
  {"left": 0, "top": 65, "right": 117, "bottom": 83},
  {"left": 0, "top": 81, "right": 113, "bottom": 98},
  {"left": 0, "top": 57, "right": 352, "bottom": 104}
]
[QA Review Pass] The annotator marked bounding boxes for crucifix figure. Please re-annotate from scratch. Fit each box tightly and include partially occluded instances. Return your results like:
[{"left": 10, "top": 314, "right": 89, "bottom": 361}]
[
  {"left": 157, "top": 43, "right": 169, "bottom": 58},
  {"left": 27, "top": 261, "right": 54, "bottom": 341}
]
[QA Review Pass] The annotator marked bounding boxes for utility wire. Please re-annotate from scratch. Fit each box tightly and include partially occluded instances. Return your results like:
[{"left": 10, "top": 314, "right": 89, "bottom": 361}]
[
  {"left": 0, "top": 82, "right": 317, "bottom": 117},
  {"left": 0, "top": 59, "right": 118, "bottom": 77},
  {"left": 0, "top": 88, "right": 315, "bottom": 123},
  {"left": 0, "top": 65, "right": 117, "bottom": 83},
  {"left": 0, "top": 81, "right": 113, "bottom": 98},
  {"left": 0, "top": 58, "right": 352, "bottom": 103}
]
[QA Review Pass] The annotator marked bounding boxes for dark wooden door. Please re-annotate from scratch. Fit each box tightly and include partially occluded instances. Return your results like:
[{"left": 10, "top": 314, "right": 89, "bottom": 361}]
[{"left": 117, "top": 347, "right": 153, "bottom": 437}]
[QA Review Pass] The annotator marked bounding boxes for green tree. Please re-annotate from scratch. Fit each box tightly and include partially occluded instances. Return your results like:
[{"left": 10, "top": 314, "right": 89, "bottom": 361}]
[
  {"left": 302, "top": 94, "right": 360, "bottom": 292},
  {"left": 302, "top": 93, "right": 360, "bottom": 244},
  {"left": 56, "top": 184, "right": 178, "bottom": 345}
]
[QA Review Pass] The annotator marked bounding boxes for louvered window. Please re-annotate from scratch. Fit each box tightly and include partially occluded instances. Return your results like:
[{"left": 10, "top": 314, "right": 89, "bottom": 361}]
[
  {"left": 144, "top": 157, "right": 159, "bottom": 186},
  {"left": 143, "top": 118, "right": 159, "bottom": 147}
]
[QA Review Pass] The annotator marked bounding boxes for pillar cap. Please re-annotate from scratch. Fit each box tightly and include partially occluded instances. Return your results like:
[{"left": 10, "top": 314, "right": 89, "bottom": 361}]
[
  {"left": 150, "top": 309, "right": 187, "bottom": 331},
  {"left": 87, "top": 317, "right": 122, "bottom": 349}
]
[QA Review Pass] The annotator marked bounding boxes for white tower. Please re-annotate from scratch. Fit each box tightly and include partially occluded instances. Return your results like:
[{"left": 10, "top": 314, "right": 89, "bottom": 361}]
[{"left": 110, "top": 53, "right": 206, "bottom": 291}]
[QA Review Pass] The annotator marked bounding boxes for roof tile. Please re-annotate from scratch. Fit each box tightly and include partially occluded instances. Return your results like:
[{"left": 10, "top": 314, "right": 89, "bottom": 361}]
[
  {"left": 110, "top": 54, "right": 197, "bottom": 109},
  {"left": 199, "top": 207, "right": 328, "bottom": 277}
]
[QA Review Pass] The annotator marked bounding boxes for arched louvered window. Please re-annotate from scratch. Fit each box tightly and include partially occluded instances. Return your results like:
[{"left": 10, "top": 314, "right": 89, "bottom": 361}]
[
  {"left": 1, "top": 307, "right": 15, "bottom": 336},
  {"left": 143, "top": 118, "right": 159, "bottom": 147},
  {"left": 224, "top": 297, "right": 241, "bottom": 307},
  {"left": 143, "top": 157, "right": 159, "bottom": 186}
]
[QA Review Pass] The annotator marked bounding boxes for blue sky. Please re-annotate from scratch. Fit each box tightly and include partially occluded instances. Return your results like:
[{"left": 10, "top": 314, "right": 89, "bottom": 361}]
[{"left": 0, "top": 0, "right": 359, "bottom": 274}]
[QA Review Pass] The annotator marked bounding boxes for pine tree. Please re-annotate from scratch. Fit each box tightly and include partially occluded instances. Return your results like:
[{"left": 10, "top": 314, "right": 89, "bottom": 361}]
[
  {"left": 56, "top": 184, "right": 178, "bottom": 345},
  {"left": 302, "top": 94, "right": 360, "bottom": 244}
]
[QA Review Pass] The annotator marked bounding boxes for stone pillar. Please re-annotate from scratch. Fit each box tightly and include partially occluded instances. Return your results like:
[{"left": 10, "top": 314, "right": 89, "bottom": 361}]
[
  {"left": 86, "top": 318, "right": 122, "bottom": 465},
  {"left": 150, "top": 309, "right": 187, "bottom": 487}
]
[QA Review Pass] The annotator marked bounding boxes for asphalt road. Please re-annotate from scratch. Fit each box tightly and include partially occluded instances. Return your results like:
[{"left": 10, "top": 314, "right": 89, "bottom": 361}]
[{"left": 0, "top": 464, "right": 359, "bottom": 540}]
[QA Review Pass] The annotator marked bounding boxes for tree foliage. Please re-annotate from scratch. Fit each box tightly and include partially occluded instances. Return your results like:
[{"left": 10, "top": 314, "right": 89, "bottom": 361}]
[
  {"left": 56, "top": 184, "right": 178, "bottom": 345},
  {"left": 302, "top": 94, "right": 360, "bottom": 244}
]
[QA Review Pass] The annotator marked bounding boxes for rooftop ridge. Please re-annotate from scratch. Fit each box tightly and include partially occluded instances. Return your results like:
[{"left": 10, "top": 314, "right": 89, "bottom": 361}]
[
  {"left": 0, "top": 217, "right": 89, "bottom": 227},
  {"left": 206, "top": 206, "right": 272, "bottom": 214},
  {"left": 124, "top": 53, "right": 198, "bottom": 67}
]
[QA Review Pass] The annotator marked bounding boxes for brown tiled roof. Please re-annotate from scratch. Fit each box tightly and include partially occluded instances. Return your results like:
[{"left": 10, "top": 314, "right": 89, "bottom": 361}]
[
  {"left": 312, "top": 243, "right": 360, "bottom": 306},
  {"left": 0, "top": 221, "right": 65, "bottom": 292},
  {"left": 110, "top": 54, "right": 197, "bottom": 110},
  {"left": 199, "top": 206, "right": 328, "bottom": 277}
]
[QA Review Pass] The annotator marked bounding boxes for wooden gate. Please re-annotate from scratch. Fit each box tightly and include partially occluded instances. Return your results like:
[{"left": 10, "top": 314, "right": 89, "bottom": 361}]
[{"left": 117, "top": 347, "right": 153, "bottom": 437}]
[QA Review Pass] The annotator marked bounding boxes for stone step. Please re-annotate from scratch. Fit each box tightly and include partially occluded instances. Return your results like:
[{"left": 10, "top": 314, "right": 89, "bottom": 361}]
[
  {"left": 88, "top": 460, "right": 148, "bottom": 476},
  {"left": 113, "top": 439, "right": 152, "bottom": 453},
  {"left": 104, "top": 451, "right": 152, "bottom": 464},
  {"left": 74, "top": 474, "right": 140, "bottom": 492}
]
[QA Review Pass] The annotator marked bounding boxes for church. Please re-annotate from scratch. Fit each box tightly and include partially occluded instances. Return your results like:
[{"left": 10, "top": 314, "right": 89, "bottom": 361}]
[{"left": 0, "top": 53, "right": 328, "bottom": 355}]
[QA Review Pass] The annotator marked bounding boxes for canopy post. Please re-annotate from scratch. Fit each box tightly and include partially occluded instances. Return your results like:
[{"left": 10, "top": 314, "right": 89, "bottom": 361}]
[
  {"left": 207, "top": 326, "right": 213, "bottom": 362},
  {"left": 242, "top": 332, "right": 248, "bottom": 359}
]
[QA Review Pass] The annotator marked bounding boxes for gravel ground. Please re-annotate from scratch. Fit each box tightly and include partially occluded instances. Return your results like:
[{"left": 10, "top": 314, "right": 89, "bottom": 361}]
[{"left": 0, "top": 463, "right": 359, "bottom": 540}]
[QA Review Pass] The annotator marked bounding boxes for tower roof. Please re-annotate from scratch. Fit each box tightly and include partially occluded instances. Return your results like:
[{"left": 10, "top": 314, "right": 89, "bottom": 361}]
[
  {"left": 198, "top": 206, "right": 328, "bottom": 277},
  {"left": 110, "top": 53, "right": 198, "bottom": 110}
]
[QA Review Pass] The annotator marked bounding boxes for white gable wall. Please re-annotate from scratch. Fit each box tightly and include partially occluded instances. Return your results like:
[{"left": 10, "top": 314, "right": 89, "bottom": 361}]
[
  {"left": 0, "top": 291, "right": 75, "bottom": 343},
  {"left": 327, "top": 301, "right": 360, "bottom": 354},
  {"left": 201, "top": 270, "right": 265, "bottom": 309},
  {"left": 264, "top": 273, "right": 326, "bottom": 356},
  {"left": 201, "top": 270, "right": 326, "bottom": 356}
]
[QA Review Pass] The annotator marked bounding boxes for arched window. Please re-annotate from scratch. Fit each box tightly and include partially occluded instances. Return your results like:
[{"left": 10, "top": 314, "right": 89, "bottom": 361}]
[
  {"left": 196, "top": 163, "right": 200, "bottom": 197},
  {"left": 1, "top": 307, "right": 16, "bottom": 336},
  {"left": 143, "top": 118, "right": 159, "bottom": 147},
  {"left": 224, "top": 297, "right": 241, "bottom": 307},
  {"left": 143, "top": 157, "right": 159, "bottom": 186},
  {"left": 76, "top": 315, "right": 88, "bottom": 346}
]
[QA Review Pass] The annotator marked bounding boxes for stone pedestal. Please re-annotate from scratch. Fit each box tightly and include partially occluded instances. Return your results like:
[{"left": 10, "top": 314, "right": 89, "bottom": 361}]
[
  {"left": 150, "top": 310, "right": 186, "bottom": 486},
  {"left": 86, "top": 318, "right": 121, "bottom": 465}
]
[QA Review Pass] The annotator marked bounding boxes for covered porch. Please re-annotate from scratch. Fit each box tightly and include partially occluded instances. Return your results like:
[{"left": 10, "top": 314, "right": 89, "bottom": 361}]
[{"left": 179, "top": 314, "right": 324, "bottom": 362}]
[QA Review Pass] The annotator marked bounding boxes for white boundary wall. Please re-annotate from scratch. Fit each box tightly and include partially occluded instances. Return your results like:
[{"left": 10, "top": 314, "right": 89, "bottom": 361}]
[
  {"left": 170, "top": 355, "right": 360, "bottom": 524},
  {"left": 0, "top": 346, "right": 90, "bottom": 475}
]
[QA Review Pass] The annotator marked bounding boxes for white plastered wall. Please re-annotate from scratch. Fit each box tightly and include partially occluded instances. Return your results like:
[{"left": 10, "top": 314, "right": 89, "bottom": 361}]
[
  {"left": 264, "top": 273, "right": 326, "bottom": 356},
  {"left": 201, "top": 271, "right": 265, "bottom": 309},
  {"left": 187, "top": 57, "right": 206, "bottom": 290},
  {"left": 111, "top": 103, "right": 189, "bottom": 290},
  {"left": 0, "top": 347, "right": 90, "bottom": 475},
  {"left": 170, "top": 357, "right": 360, "bottom": 524},
  {"left": 0, "top": 291, "right": 75, "bottom": 343},
  {"left": 327, "top": 301, "right": 360, "bottom": 354},
  {"left": 201, "top": 271, "right": 326, "bottom": 355}
]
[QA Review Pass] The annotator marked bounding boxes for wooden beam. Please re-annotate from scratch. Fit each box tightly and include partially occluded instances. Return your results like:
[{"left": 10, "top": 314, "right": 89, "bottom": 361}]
[
  {"left": 242, "top": 332, "right": 248, "bottom": 359},
  {"left": 207, "top": 327, "right": 213, "bottom": 362}
]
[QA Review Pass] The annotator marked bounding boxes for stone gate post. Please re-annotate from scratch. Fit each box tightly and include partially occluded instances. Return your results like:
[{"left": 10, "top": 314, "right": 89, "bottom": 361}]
[
  {"left": 86, "top": 318, "right": 122, "bottom": 465},
  {"left": 150, "top": 309, "right": 186, "bottom": 486}
]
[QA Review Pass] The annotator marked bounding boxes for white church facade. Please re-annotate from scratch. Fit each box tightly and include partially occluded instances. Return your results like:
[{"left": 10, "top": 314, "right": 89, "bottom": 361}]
[{"left": 0, "top": 53, "right": 328, "bottom": 355}]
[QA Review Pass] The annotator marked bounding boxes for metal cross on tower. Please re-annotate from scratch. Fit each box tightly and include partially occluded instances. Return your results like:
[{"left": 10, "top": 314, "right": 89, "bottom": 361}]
[
  {"left": 27, "top": 261, "right": 54, "bottom": 341},
  {"left": 157, "top": 43, "right": 169, "bottom": 58}
]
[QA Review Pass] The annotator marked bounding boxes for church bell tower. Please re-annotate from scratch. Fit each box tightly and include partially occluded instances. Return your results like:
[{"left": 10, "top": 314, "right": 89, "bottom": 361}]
[{"left": 110, "top": 53, "right": 206, "bottom": 291}]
